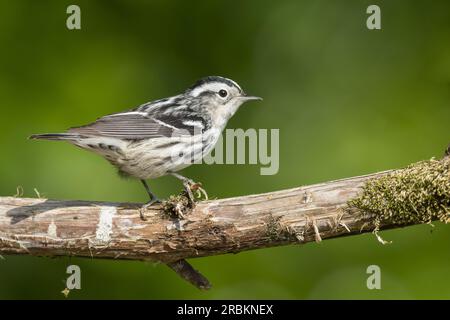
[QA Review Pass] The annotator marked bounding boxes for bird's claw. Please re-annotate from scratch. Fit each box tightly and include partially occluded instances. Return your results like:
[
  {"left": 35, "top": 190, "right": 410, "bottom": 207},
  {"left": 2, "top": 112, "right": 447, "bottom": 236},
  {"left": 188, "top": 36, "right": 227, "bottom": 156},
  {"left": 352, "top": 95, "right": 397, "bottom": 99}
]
[
  {"left": 182, "top": 180, "right": 208, "bottom": 205},
  {"left": 140, "top": 197, "right": 161, "bottom": 220},
  {"left": 191, "top": 183, "right": 208, "bottom": 201}
]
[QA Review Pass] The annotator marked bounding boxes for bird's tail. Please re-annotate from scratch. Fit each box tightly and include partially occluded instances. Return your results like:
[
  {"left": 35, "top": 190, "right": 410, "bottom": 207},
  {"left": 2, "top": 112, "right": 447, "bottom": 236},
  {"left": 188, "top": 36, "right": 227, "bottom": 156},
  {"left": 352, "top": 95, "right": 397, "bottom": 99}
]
[{"left": 29, "top": 133, "right": 81, "bottom": 141}]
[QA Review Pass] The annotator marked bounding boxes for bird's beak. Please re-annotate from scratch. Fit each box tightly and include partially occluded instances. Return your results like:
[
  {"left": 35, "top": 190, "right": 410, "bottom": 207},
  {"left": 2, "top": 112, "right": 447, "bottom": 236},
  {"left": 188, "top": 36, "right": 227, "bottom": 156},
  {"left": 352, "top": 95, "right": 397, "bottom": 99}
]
[{"left": 239, "top": 94, "right": 263, "bottom": 102}]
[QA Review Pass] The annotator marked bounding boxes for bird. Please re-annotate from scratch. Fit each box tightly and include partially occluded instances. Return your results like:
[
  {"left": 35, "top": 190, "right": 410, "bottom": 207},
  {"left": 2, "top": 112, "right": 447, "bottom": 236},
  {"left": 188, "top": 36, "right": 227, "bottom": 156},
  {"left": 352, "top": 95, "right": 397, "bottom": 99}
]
[{"left": 30, "top": 76, "right": 262, "bottom": 209}]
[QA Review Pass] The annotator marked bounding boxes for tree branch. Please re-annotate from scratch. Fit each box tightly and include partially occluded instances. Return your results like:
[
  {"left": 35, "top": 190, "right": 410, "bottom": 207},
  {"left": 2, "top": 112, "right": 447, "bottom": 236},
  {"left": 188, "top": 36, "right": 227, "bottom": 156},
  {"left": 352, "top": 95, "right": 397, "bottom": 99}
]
[{"left": 0, "top": 154, "right": 448, "bottom": 289}]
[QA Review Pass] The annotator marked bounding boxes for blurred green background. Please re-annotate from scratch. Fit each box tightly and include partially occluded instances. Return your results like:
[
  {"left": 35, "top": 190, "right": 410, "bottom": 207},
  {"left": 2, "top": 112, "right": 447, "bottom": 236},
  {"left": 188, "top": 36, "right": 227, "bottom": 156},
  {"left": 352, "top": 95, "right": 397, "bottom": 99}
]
[{"left": 0, "top": 0, "right": 449, "bottom": 299}]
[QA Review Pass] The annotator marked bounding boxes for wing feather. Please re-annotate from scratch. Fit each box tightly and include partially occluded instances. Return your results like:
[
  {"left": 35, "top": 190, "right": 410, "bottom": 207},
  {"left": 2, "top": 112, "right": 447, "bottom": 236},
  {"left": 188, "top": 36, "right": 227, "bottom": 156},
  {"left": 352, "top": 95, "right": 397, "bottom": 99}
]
[{"left": 67, "top": 112, "right": 202, "bottom": 140}]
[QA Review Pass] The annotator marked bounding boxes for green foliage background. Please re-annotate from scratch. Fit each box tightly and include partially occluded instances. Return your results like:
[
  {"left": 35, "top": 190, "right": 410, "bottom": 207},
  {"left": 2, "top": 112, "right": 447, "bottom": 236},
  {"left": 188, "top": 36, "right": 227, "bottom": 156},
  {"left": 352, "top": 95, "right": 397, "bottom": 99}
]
[{"left": 0, "top": 0, "right": 449, "bottom": 299}]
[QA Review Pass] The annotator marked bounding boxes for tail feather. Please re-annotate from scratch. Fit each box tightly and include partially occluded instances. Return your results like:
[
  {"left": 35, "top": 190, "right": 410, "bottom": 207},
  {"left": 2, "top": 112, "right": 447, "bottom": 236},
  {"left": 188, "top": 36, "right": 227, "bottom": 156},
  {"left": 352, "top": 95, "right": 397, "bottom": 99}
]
[{"left": 29, "top": 133, "right": 81, "bottom": 141}]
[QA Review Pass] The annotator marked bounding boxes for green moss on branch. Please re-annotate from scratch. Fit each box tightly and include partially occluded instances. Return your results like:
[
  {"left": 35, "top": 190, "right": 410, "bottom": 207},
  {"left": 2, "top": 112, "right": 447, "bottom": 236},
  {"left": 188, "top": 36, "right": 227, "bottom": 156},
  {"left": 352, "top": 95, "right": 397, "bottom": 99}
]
[{"left": 349, "top": 157, "right": 450, "bottom": 228}]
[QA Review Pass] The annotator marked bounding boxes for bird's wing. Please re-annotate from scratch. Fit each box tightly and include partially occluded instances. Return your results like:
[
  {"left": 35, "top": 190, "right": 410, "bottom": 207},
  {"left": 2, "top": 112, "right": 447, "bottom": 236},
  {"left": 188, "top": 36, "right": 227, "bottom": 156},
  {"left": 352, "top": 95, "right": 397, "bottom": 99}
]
[{"left": 67, "top": 111, "right": 204, "bottom": 140}]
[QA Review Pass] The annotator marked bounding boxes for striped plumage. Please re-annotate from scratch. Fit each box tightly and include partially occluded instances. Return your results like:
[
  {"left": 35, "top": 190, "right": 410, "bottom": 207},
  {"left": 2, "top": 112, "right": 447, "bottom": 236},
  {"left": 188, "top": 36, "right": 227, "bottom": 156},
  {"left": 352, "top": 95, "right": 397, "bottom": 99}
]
[{"left": 30, "top": 76, "right": 262, "bottom": 205}]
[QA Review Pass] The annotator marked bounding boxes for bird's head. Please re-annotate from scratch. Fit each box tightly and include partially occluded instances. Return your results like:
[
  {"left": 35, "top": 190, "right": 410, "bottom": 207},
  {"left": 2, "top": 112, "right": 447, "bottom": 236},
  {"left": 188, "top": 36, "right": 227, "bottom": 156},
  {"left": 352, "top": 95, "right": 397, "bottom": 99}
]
[{"left": 186, "top": 76, "right": 262, "bottom": 121}]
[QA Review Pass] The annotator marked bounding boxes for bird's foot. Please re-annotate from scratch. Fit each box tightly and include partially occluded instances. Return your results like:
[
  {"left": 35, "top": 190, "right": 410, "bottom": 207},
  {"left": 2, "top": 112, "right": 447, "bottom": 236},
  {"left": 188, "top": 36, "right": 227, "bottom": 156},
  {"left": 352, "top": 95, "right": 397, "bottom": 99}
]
[
  {"left": 140, "top": 197, "right": 161, "bottom": 221},
  {"left": 161, "top": 182, "right": 207, "bottom": 220},
  {"left": 182, "top": 180, "right": 208, "bottom": 205},
  {"left": 190, "top": 182, "right": 209, "bottom": 201},
  {"left": 169, "top": 172, "right": 208, "bottom": 204}
]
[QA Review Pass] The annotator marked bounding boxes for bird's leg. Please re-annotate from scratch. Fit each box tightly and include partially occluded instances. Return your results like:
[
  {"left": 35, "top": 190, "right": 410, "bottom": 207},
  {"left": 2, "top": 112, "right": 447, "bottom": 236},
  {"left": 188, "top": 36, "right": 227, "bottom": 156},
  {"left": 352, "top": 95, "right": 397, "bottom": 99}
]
[
  {"left": 141, "top": 179, "right": 160, "bottom": 204},
  {"left": 173, "top": 173, "right": 195, "bottom": 204},
  {"left": 140, "top": 179, "right": 160, "bottom": 220},
  {"left": 169, "top": 172, "right": 208, "bottom": 204}
]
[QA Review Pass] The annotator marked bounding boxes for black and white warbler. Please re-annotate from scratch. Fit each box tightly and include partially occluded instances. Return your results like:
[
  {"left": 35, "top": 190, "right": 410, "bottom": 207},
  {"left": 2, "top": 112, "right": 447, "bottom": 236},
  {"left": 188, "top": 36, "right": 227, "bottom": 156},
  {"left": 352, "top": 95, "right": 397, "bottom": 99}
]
[{"left": 30, "top": 76, "right": 262, "bottom": 207}]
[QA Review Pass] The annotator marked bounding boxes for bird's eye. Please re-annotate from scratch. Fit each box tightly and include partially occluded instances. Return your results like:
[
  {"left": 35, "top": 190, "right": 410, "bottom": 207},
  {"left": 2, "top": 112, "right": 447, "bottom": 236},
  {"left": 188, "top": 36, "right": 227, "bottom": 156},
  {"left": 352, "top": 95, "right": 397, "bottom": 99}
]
[{"left": 218, "top": 89, "right": 228, "bottom": 98}]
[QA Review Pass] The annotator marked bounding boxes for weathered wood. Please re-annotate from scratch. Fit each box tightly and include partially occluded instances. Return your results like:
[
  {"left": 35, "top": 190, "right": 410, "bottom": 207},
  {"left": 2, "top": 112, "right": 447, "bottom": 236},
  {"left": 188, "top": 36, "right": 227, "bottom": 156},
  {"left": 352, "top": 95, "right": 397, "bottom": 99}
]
[
  {"left": 0, "top": 171, "right": 393, "bottom": 263},
  {"left": 2, "top": 153, "right": 449, "bottom": 289}
]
